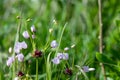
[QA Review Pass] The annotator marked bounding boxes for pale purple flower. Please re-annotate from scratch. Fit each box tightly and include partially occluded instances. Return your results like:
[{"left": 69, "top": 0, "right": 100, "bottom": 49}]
[
  {"left": 57, "top": 53, "right": 69, "bottom": 60},
  {"left": 82, "top": 66, "right": 95, "bottom": 72},
  {"left": 14, "top": 41, "right": 27, "bottom": 53},
  {"left": 31, "top": 25, "right": 36, "bottom": 32},
  {"left": 14, "top": 42, "right": 21, "bottom": 53},
  {"left": 22, "top": 31, "right": 30, "bottom": 39},
  {"left": 16, "top": 53, "right": 24, "bottom": 62},
  {"left": 52, "top": 57, "right": 60, "bottom": 64},
  {"left": 32, "top": 34, "right": 35, "bottom": 39},
  {"left": 57, "top": 53, "right": 64, "bottom": 59},
  {"left": 62, "top": 53, "right": 69, "bottom": 60},
  {"left": 51, "top": 40, "right": 58, "bottom": 48},
  {"left": 82, "top": 66, "right": 89, "bottom": 72},
  {"left": 21, "top": 41, "right": 27, "bottom": 49},
  {"left": 6, "top": 56, "right": 14, "bottom": 66}
]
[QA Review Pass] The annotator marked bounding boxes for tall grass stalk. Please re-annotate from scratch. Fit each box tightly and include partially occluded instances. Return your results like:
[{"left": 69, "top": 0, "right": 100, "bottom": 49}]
[
  {"left": 36, "top": 59, "right": 38, "bottom": 80},
  {"left": 55, "top": 23, "right": 67, "bottom": 56},
  {"left": 12, "top": 13, "right": 22, "bottom": 79},
  {"left": 46, "top": 52, "right": 52, "bottom": 80},
  {"left": 98, "top": 0, "right": 107, "bottom": 80}
]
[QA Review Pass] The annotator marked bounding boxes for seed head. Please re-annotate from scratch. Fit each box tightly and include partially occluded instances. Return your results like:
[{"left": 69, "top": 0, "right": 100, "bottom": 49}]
[
  {"left": 64, "top": 68, "right": 72, "bottom": 76},
  {"left": 17, "top": 71, "right": 24, "bottom": 77},
  {"left": 34, "top": 50, "right": 42, "bottom": 58}
]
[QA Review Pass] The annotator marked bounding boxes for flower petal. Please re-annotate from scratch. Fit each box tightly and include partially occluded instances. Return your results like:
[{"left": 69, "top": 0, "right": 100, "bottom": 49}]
[
  {"left": 22, "top": 31, "right": 30, "bottom": 39},
  {"left": 52, "top": 57, "right": 60, "bottom": 64}
]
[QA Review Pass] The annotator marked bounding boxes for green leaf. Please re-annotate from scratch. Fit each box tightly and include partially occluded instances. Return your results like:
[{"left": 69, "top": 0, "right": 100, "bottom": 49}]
[
  {"left": 96, "top": 52, "right": 115, "bottom": 64},
  {"left": 116, "top": 20, "right": 120, "bottom": 27}
]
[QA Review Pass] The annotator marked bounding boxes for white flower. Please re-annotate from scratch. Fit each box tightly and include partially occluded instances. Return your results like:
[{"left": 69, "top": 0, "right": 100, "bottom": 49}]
[
  {"left": 14, "top": 77, "right": 19, "bottom": 80},
  {"left": 64, "top": 47, "right": 69, "bottom": 51},
  {"left": 14, "top": 41, "right": 27, "bottom": 53},
  {"left": 6, "top": 56, "right": 14, "bottom": 66},
  {"left": 31, "top": 25, "right": 36, "bottom": 32},
  {"left": 71, "top": 44, "right": 75, "bottom": 48},
  {"left": 8, "top": 47, "right": 12, "bottom": 53},
  {"left": 82, "top": 66, "right": 95, "bottom": 72},
  {"left": 51, "top": 40, "right": 58, "bottom": 48},
  {"left": 22, "top": 31, "right": 30, "bottom": 39},
  {"left": 88, "top": 68, "right": 95, "bottom": 71},
  {"left": 52, "top": 57, "right": 60, "bottom": 64},
  {"left": 16, "top": 53, "right": 24, "bottom": 62},
  {"left": 49, "top": 28, "right": 53, "bottom": 33},
  {"left": 53, "top": 19, "right": 57, "bottom": 24}
]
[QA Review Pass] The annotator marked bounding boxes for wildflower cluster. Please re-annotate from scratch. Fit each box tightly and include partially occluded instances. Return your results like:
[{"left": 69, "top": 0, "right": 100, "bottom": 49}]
[
  {"left": 52, "top": 53, "right": 69, "bottom": 64},
  {"left": 6, "top": 22, "right": 95, "bottom": 80},
  {"left": 6, "top": 25, "right": 36, "bottom": 79},
  {"left": 82, "top": 66, "right": 95, "bottom": 72}
]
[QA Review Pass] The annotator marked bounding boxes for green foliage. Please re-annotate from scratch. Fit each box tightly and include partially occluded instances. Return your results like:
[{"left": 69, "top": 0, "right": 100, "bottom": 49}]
[
  {"left": 96, "top": 52, "right": 115, "bottom": 64},
  {"left": 0, "top": 0, "right": 120, "bottom": 80}
]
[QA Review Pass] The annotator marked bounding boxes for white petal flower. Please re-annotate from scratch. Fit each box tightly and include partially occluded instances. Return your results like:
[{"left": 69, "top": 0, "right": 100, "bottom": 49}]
[
  {"left": 8, "top": 47, "right": 12, "bottom": 53},
  {"left": 16, "top": 53, "right": 24, "bottom": 62},
  {"left": 31, "top": 25, "right": 36, "bottom": 32},
  {"left": 64, "top": 47, "right": 69, "bottom": 51},
  {"left": 14, "top": 77, "right": 19, "bottom": 80},
  {"left": 62, "top": 53, "right": 69, "bottom": 60},
  {"left": 52, "top": 57, "right": 60, "bottom": 64},
  {"left": 22, "top": 31, "right": 30, "bottom": 39},
  {"left": 6, "top": 56, "right": 14, "bottom": 66},
  {"left": 49, "top": 28, "right": 53, "bottom": 33},
  {"left": 51, "top": 40, "right": 58, "bottom": 48},
  {"left": 88, "top": 68, "right": 95, "bottom": 71},
  {"left": 71, "top": 44, "right": 75, "bottom": 48}
]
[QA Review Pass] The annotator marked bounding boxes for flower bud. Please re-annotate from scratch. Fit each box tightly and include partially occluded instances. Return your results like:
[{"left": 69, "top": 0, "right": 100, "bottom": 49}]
[{"left": 22, "top": 31, "right": 30, "bottom": 39}]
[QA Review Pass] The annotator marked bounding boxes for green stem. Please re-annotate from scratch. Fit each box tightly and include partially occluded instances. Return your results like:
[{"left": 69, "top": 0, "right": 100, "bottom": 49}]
[
  {"left": 55, "top": 23, "right": 67, "bottom": 56},
  {"left": 12, "top": 62, "right": 15, "bottom": 79},
  {"left": 36, "top": 59, "right": 38, "bottom": 80}
]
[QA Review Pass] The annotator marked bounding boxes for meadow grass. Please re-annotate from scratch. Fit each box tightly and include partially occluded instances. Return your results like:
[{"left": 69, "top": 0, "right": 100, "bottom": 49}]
[{"left": 0, "top": 0, "right": 120, "bottom": 80}]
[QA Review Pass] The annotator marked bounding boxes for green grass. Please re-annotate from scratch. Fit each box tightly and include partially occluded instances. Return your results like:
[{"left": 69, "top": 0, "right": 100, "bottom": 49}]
[{"left": 0, "top": 0, "right": 120, "bottom": 80}]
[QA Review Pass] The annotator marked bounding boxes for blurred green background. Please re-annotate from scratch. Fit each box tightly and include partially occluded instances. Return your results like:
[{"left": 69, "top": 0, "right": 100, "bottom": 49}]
[{"left": 0, "top": 0, "right": 120, "bottom": 80}]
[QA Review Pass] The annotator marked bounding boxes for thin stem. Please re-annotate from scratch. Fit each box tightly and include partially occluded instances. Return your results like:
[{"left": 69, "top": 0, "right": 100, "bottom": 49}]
[
  {"left": 55, "top": 23, "right": 67, "bottom": 56},
  {"left": 98, "top": 0, "right": 107, "bottom": 80},
  {"left": 36, "top": 59, "right": 38, "bottom": 80},
  {"left": 12, "top": 12, "right": 22, "bottom": 80}
]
